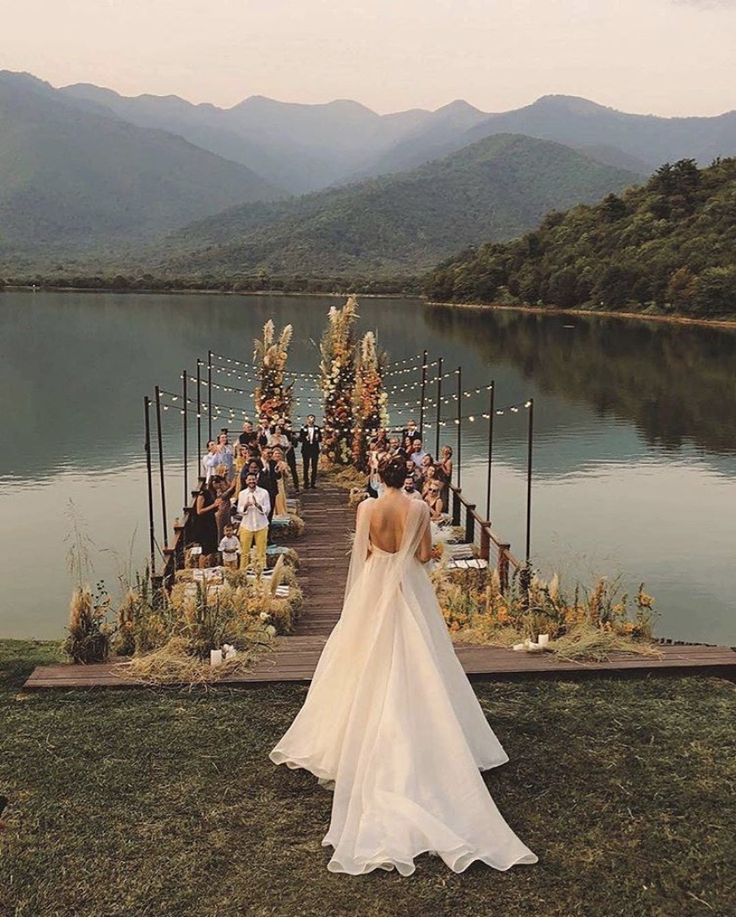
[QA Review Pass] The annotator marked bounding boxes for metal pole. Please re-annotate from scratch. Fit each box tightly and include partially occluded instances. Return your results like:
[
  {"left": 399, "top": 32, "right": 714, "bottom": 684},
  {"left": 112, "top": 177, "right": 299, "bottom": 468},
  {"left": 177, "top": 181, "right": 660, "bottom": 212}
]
[
  {"left": 485, "top": 381, "right": 495, "bottom": 521},
  {"left": 525, "top": 398, "right": 534, "bottom": 564},
  {"left": 418, "top": 350, "right": 428, "bottom": 437},
  {"left": 456, "top": 366, "right": 462, "bottom": 488},
  {"left": 144, "top": 396, "right": 156, "bottom": 575},
  {"left": 196, "top": 359, "right": 202, "bottom": 461},
  {"left": 154, "top": 385, "right": 168, "bottom": 549},
  {"left": 182, "top": 370, "right": 188, "bottom": 505},
  {"left": 207, "top": 350, "right": 213, "bottom": 440},
  {"left": 434, "top": 357, "right": 443, "bottom": 458}
]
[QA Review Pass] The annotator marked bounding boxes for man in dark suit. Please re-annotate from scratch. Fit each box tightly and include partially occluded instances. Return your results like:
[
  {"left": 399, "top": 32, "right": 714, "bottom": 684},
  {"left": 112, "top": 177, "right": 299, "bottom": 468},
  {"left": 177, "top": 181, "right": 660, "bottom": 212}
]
[
  {"left": 299, "top": 414, "right": 322, "bottom": 489},
  {"left": 259, "top": 447, "right": 280, "bottom": 521},
  {"left": 282, "top": 419, "right": 300, "bottom": 492}
]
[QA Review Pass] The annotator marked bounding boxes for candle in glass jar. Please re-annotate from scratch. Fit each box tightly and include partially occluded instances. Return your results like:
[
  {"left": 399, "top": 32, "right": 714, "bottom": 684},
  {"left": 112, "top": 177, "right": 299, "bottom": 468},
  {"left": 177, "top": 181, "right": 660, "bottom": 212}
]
[
  {"left": 538, "top": 634, "right": 550, "bottom": 647},
  {"left": 210, "top": 649, "right": 223, "bottom": 667}
]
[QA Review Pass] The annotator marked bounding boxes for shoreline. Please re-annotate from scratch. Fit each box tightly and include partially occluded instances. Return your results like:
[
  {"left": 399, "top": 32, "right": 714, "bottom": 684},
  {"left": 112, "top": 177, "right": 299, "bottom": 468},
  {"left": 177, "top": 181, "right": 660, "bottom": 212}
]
[
  {"left": 426, "top": 298, "right": 736, "bottom": 330},
  {"left": 3, "top": 284, "right": 736, "bottom": 328}
]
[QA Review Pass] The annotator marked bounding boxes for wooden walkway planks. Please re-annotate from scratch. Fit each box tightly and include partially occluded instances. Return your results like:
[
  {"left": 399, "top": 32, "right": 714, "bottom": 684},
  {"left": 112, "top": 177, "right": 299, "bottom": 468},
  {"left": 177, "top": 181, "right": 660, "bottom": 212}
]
[
  {"left": 23, "top": 641, "right": 736, "bottom": 689},
  {"left": 22, "top": 480, "right": 736, "bottom": 690}
]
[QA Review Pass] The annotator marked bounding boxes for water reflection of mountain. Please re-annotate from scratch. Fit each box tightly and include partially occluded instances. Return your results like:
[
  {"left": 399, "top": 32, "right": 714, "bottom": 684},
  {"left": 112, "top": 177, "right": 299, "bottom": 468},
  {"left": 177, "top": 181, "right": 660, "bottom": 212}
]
[{"left": 424, "top": 306, "right": 736, "bottom": 456}]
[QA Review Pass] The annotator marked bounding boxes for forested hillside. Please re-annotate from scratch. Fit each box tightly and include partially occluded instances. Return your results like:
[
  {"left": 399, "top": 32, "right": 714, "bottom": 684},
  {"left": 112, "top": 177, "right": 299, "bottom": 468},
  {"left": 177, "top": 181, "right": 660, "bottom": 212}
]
[{"left": 425, "top": 158, "right": 736, "bottom": 317}]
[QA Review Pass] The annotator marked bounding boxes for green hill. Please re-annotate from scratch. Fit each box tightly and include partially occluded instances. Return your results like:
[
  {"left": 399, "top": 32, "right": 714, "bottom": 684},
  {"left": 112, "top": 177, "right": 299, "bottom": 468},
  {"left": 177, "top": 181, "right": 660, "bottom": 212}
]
[
  {"left": 424, "top": 157, "right": 736, "bottom": 317},
  {"left": 156, "top": 133, "right": 639, "bottom": 279},
  {"left": 0, "top": 72, "right": 282, "bottom": 253}
]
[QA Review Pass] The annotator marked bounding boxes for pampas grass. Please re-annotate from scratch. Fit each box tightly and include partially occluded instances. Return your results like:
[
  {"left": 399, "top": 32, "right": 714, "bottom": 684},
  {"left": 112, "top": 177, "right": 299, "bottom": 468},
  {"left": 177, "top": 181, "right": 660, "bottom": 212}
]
[
  {"left": 63, "top": 586, "right": 111, "bottom": 664},
  {"left": 548, "top": 623, "right": 662, "bottom": 662}
]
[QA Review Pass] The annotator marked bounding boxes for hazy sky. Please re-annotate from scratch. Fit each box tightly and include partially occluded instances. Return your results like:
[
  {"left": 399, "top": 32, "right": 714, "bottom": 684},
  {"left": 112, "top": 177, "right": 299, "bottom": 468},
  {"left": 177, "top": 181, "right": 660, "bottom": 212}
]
[{"left": 4, "top": 0, "right": 735, "bottom": 115}]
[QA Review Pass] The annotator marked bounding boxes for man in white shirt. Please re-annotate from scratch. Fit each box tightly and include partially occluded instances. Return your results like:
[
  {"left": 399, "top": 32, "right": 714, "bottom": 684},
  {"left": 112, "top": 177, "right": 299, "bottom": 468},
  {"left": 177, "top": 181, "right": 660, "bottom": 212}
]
[
  {"left": 236, "top": 472, "right": 271, "bottom": 567},
  {"left": 410, "top": 438, "right": 428, "bottom": 467},
  {"left": 200, "top": 440, "right": 219, "bottom": 482}
]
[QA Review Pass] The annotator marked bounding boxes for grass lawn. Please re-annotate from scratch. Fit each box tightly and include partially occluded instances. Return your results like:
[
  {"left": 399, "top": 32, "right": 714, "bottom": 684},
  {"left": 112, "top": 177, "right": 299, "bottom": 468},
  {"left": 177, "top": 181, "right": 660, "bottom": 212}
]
[{"left": 1, "top": 640, "right": 734, "bottom": 917}]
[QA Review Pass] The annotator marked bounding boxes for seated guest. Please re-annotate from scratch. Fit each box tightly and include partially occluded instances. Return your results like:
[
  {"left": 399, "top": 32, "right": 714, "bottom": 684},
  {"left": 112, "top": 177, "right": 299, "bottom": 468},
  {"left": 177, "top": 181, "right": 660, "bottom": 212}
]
[
  {"left": 421, "top": 463, "right": 440, "bottom": 497},
  {"left": 424, "top": 482, "right": 445, "bottom": 521},
  {"left": 405, "top": 458, "right": 422, "bottom": 487},
  {"left": 218, "top": 523, "right": 241, "bottom": 569},
  {"left": 236, "top": 473, "right": 271, "bottom": 568},
  {"left": 402, "top": 475, "right": 423, "bottom": 501}
]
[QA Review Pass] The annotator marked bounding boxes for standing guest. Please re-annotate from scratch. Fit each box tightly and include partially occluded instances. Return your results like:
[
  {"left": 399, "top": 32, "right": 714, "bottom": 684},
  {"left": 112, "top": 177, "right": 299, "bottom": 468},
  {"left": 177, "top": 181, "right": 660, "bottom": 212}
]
[
  {"left": 299, "top": 414, "right": 322, "bottom": 489},
  {"left": 233, "top": 445, "right": 249, "bottom": 498},
  {"left": 402, "top": 435, "right": 414, "bottom": 455},
  {"left": 218, "top": 524, "right": 241, "bottom": 569},
  {"left": 375, "top": 428, "right": 388, "bottom": 450},
  {"left": 256, "top": 416, "right": 271, "bottom": 448},
  {"left": 216, "top": 432, "right": 234, "bottom": 482},
  {"left": 267, "top": 422, "right": 290, "bottom": 451},
  {"left": 238, "top": 420, "right": 258, "bottom": 449},
  {"left": 282, "top": 419, "right": 300, "bottom": 492},
  {"left": 437, "top": 444, "right": 454, "bottom": 507},
  {"left": 212, "top": 475, "right": 235, "bottom": 541},
  {"left": 200, "top": 440, "right": 220, "bottom": 483},
  {"left": 191, "top": 479, "right": 222, "bottom": 560},
  {"left": 419, "top": 453, "right": 435, "bottom": 479},
  {"left": 237, "top": 472, "right": 271, "bottom": 568},
  {"left": 401, "top": 419, "right": 419, "bottom": 443},
  {"left": 402, "top": 475, "right": 423, "bottom": 500},
  {"left": 387, "top": 436, "right": 401, "bottom": 456},
  {"left": 272, "top": 446, "right": 291, "bottom": 516},
  {"left": 242, "top": 459, "right": 269, "bottom": 494},
  {"left": 424, "top": 482, "right": 445, "bottom": 521},
  {"left": 260, "top": 447, "right": 280, "bottom": 522},
  {"left": 410, "top": 438, "right": 428, "bottom": 467}
]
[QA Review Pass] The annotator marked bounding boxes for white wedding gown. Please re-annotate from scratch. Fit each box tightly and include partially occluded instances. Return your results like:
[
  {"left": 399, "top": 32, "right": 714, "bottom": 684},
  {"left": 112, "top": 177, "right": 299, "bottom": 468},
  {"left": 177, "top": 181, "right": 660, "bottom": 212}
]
[{"left": 270, "top": 497, "right": 538, "bottom": 875}]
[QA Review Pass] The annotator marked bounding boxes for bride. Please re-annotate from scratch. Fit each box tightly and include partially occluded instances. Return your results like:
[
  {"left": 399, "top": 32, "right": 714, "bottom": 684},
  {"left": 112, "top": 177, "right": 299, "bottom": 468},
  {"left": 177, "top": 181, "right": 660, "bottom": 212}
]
[{"left": 270, "top": 455, "right": 538, "bottom": 875}]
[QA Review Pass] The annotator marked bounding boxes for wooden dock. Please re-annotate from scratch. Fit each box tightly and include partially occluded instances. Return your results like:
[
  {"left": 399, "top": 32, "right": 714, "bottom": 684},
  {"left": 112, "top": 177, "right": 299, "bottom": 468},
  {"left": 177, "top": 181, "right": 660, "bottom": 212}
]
[{"left": 24, "top": 482, "right": 736, "bottom": 690}]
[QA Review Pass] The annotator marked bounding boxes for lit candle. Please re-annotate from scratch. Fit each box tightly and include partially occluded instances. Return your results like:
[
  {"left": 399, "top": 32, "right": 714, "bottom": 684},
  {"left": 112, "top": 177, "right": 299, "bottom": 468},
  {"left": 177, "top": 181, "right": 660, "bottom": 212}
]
[
  {"left": 538, "top": 634, "right": 550, "bottom": 647},
  {"left": 210, "top": 649, "right": 223, "bottom": 667}
]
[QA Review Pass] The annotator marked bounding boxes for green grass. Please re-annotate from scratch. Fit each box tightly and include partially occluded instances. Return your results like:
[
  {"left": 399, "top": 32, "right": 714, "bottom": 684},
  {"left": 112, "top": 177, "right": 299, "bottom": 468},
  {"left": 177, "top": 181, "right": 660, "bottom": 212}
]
[{"left": 1, "top": 640, "right": 734, "bottom": 916}]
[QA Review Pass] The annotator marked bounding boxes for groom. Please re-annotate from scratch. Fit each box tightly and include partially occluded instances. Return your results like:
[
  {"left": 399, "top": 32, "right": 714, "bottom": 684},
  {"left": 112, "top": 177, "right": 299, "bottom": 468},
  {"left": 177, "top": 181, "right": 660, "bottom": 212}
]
[{"left": 299, "top": 414, "right": 322, "bottom": 489}]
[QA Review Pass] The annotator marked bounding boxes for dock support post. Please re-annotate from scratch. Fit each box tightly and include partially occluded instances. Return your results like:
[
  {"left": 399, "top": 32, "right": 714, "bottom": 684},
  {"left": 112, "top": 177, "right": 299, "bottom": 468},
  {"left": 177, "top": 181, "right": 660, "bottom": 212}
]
[
  {"left": 434, "top": 356, "right": 443, "bottom": 458},
  {"left": 144, "top": 396, "right": 156, "bottom": 575},
  {"left": 525, "top": 398, "right": 534, "bottom": 564},
  {"left": 207, "top": 350, "right": 213, "bottom": 440},
  {"left": 485, "top": 381, "right": 495, "bottom": 523},
  {"left": 456, "top": 365, "right": 462, "bottom": 488},
  {"left": 196, "top": 359, "right": 202, "bottom": 460},
  {"left": 419, "top": 350, "right": 428, "bottom": 436},
  {"left": 154, "top": 385, "right": 168, "bottom": 550},
  {"left": 182, "top": 370, "right": 188, "bottom": 507}
]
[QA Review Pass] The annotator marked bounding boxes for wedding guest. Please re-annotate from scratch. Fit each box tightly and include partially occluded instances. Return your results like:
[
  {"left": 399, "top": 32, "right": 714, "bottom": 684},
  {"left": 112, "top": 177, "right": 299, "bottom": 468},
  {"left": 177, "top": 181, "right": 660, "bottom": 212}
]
[
  {"left": 422, "top": 463, "right": 440, "bottom": 498},
  {"left": 238, "top": 420, "right": 258, "bottom": 449},
  {"left": 218, "top": 524, "right": 241, "bottom": 569},
  {"left": 299, "top": 414, "right": 322, "bottom": 489},
  {"left": 401, "top": 419, "right": 419, "bottom": 443},
  {"left": 424, "top": 482, "right": 445, "bottom": 521},
  {"left": 233, "top": 445, "right": 249, "bottom": 498},
  {"left": 212, "top": 475, "right": 235, "bottom": 541},
  {"left": 216, "top": 432, "right": 234, "bottom": 481},
  {"left": 438, "top": 444, "right": 454, "bottom": 482},
  {"left": 260, "top": 446, "right": 280, "bottom": 522},
  {"left": 255, "top": 416, "right": 270, "bottom": 448},
  {"left": 410, "top": 438, "right": 428, "bottom": 467},
  {"left": 191, "top": 479, "right": 222, "bottom": 560},
  {"left": 200, "top": 440, "right": 220, "bottom": 483},
  {"left": 405, "top": 458, "right": 422, "bottom": 487},
  {"left": 282, "top": 419, "right": 300, "bottom": 492},
  {"left": 236, "top": 473, "right": 271, "bottom": 568},
  {"left": 419, "top": 453, "right": 435, "bottom": 479},
  {"left": 387, "top": 436, "right": 401, "bottom": 455},
  {"left": 266, "top": 423, "right": 289, "bottom": 450},
  {"left": 402, "top": 475, "right": 423, "bottom": 500},
  {"left": 272, "top": 446, "right": 290, "bottom": 516}
]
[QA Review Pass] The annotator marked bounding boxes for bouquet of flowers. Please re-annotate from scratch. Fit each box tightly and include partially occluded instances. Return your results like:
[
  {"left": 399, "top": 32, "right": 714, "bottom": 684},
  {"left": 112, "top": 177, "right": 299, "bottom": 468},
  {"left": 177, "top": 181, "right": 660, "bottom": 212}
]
[
  {"left": 320, "top": 296, "right": 359, "bottom": 465},
  {"left": 253, "top": 320, "right": 293, "bottom": 420}
]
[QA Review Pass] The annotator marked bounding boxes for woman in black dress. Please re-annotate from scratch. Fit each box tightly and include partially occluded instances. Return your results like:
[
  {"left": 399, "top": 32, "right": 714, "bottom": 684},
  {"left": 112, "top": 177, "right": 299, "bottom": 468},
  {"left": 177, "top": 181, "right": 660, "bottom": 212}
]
[{"left": 191, "top": 479, "right": 221, "bottom": 558}]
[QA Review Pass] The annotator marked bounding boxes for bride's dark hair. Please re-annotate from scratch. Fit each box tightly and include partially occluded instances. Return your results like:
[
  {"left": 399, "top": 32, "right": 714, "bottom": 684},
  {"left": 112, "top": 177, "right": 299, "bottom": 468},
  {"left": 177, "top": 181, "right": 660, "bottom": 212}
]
[{"left": 380, "top": 455, "right": 408, "bottom": 489}]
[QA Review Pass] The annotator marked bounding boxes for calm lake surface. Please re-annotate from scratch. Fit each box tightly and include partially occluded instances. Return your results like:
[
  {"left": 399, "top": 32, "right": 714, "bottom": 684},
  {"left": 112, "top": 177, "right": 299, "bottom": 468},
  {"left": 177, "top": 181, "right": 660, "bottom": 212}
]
[{"left": 1, "top": 291, "right": 735, "bottom": 644}]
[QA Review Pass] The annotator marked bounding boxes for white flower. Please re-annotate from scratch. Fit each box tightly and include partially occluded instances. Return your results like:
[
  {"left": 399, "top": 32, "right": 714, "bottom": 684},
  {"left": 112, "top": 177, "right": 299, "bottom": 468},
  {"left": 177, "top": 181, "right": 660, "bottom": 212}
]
[{"left": 259, "top": 611, "right": 270, "bottom": 621}]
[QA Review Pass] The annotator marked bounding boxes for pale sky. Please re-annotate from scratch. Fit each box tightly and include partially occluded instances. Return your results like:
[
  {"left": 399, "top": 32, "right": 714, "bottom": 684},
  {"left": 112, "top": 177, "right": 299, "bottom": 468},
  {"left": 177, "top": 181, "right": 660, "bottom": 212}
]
[{"left": 3, "top": 0, "right": 735, "bottom": 116}]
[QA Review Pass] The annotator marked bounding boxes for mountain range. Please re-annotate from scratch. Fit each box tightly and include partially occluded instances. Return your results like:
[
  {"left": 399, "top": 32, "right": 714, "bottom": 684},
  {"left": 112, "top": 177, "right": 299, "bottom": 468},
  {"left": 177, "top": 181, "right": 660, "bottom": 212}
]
[
  {"left": 1, "top": 69, "right": 736, "bottom": 277},
  {"left": 153, "top": 133, "right": 638, "bottom": 277}
]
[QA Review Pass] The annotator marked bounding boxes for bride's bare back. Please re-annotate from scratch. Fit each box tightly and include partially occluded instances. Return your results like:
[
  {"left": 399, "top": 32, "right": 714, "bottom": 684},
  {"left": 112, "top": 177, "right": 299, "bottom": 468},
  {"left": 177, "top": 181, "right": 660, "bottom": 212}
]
[{"left": 369, "top": 491, "right": 432, "bottom": 561}]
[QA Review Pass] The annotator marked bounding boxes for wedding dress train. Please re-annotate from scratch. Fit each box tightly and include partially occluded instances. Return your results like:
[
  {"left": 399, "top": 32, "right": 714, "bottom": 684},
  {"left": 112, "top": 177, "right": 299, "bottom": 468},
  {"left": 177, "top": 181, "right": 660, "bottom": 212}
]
[{"left": 270, "top": 497, "right": 537, "bottom": 875}]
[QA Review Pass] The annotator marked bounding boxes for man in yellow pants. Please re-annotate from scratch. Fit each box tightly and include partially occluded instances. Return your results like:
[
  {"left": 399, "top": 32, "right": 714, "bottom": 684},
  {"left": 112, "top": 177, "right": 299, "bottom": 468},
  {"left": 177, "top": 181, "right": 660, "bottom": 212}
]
[{"left": 237, "top": 472, "right": 271, "bottom": 568}]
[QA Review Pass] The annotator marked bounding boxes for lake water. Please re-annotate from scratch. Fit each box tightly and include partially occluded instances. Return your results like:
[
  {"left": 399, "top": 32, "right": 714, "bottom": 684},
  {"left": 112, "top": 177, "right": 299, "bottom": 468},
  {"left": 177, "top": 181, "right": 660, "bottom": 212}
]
[{"left": 1, "top": 291, "right": 734, "bottom": 644}]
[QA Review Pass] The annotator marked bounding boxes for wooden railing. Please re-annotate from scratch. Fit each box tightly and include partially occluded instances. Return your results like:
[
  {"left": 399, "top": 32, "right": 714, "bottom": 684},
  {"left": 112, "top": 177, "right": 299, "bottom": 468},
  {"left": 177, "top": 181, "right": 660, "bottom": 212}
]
[{"left": 448, "top": 484, "right": 519, "bottom": 588}]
